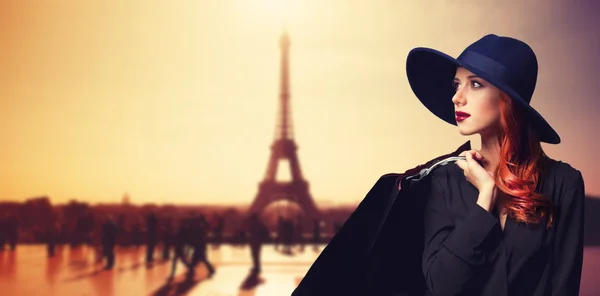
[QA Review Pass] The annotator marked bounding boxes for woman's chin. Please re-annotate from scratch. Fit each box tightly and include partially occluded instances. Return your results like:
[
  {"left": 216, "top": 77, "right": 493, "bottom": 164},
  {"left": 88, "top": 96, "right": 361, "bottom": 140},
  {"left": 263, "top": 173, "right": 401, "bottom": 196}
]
[{"left": 457, "top": 126, "right": 477, "bottom": 136}]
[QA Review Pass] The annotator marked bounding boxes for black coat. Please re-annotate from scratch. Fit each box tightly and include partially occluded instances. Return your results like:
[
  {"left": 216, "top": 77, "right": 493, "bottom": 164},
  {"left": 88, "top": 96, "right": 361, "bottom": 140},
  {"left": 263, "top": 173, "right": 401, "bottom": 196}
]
[{"left": 292, "top": 141, "right": 472, "bottom": 296}]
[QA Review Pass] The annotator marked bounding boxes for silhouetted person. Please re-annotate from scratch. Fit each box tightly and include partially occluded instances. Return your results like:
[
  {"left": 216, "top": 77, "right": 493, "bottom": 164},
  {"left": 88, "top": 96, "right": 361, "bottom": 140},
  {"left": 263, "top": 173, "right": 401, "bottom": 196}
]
[
  {"left": 187, "top": 215, "right": 215, "bottom": 278},
  {"left": 146, "top": 212, "right": 158, "bottom": 263},
  {"left": 312, "top": 220, "right": 321, "bottom": 251},
  {"left": 282, "top": 219, "right": 294, "bottom": 253},
  {"left": 248, "top": 214, "right": 269, "bottom": 273},
  {"left": 46, "top": 222, "right": 59, "bottom": 257},
  {"left": 162, "top": 216, "right": 174, "bottom": 260},
  {"left": 6, "top": 214, "right": 19, "bottom": 251},
  {"left": 169, "top": 219, "right": 190, "bottom": 278},
  {"left": 101, "top": 216, "right": 117, "bottom": 270},
  {"left": 93, "top": 215, "right": 105, "bottom": 263}
]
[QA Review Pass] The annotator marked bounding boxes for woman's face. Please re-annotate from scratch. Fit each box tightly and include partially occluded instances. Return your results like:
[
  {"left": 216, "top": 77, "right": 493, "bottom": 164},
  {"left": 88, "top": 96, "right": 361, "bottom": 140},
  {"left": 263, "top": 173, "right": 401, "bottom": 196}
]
[{"left": 452, "top": 67, "right": 502, "bottom": 138}]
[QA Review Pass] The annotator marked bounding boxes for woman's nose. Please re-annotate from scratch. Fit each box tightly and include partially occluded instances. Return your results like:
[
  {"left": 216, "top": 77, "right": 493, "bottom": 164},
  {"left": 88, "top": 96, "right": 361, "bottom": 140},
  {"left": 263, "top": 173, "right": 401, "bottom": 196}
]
[{"left": 452, "top": 89, "right": 466, "bottom": 105}]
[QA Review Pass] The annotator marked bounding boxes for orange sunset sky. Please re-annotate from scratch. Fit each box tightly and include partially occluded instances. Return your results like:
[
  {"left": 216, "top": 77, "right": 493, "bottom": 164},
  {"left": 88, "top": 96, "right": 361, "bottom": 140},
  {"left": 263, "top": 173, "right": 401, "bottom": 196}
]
[{"left": 1, "top": 0, "right": 599, "bottom": 205}]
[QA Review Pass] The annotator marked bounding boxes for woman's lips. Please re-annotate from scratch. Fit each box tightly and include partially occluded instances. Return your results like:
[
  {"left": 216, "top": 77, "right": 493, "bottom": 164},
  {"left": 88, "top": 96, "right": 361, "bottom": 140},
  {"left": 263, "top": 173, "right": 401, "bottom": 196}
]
[
  {"left": 456, "top": 115, "right": 469, "bottom": 122},
  {"left": 455, "top": 111, "right": 470, "bottom": 122}
]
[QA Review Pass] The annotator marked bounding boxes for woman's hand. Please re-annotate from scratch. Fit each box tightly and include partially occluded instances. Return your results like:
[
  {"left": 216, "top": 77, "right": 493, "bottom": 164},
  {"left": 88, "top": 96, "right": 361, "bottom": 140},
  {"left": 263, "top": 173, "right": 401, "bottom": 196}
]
[
  {"left": 455, "top": 150, "right": 495, "bottom": 192},
  {"left": 456, "top": 150, "right": 498, "bottom": 211}
]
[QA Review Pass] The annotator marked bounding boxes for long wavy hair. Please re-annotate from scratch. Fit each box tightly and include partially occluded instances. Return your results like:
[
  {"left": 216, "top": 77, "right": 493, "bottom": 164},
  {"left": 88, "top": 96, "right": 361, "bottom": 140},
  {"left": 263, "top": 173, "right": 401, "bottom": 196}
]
[{"left": 494, "top": 92, "right": 554, "bottom": 228}]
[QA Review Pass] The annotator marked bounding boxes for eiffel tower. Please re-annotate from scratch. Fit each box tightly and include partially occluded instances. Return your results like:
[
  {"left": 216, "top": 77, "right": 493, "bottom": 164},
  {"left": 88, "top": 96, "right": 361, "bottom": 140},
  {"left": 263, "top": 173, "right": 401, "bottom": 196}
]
[{"left": 248, "top": 30, "right": 320, "bottom": 221}]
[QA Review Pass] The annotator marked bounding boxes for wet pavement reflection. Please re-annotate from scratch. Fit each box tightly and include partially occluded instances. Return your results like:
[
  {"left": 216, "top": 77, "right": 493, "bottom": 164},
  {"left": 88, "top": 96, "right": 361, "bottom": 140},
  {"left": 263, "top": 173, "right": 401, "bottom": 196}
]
[{"left": 0, "top": 244, "right": 323, "bottom": 296}]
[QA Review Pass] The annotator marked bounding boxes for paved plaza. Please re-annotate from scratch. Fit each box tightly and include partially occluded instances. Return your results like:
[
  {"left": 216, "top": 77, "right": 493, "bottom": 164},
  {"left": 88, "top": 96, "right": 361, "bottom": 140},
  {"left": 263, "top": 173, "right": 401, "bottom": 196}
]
[
  {"left": 0, "top": 244, "right": 323, "bottom": 296},
  {"left": 1, "top": 245, "right": 599, "bottom": 295}
]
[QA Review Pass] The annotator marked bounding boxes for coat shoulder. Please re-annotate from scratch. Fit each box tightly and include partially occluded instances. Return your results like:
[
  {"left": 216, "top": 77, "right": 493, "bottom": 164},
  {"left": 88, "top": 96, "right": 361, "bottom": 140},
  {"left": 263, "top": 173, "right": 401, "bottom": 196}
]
[
  {"left": 544, "top": 157, "right": 583, "bottom": 189},
  {"left": 428, "top": 160, "right": 463, "bottom": 186}
]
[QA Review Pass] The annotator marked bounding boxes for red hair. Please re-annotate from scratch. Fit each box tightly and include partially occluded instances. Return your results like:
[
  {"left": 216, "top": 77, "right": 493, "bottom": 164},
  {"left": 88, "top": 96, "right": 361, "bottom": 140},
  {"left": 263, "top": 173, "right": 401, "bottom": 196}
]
[{"left": 494, "top": 93, "right": 554, "bottom": 228}]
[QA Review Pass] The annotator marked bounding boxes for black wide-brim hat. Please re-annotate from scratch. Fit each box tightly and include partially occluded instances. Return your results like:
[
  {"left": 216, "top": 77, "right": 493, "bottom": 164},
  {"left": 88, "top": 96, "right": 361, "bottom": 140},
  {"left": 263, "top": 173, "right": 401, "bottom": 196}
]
[{"left": 406, "top": 34, "right": 560, "bottom": 144}]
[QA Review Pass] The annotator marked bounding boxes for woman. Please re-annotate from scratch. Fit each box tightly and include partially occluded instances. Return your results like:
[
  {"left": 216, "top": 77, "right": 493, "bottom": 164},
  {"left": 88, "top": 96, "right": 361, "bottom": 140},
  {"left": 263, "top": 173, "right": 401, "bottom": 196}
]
[{"left": 406, "top": 34, "right": 585, "bottom": 295}]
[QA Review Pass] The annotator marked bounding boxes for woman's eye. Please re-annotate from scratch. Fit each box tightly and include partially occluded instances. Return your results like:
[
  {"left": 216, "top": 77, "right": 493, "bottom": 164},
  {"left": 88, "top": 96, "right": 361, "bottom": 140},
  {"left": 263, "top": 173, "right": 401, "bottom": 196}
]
[
  {"left": 452, "top": 82, "right": 460, "bottom": 90},
  {"left": 471, "top": 81, "right": 482, "bottom": 88}
]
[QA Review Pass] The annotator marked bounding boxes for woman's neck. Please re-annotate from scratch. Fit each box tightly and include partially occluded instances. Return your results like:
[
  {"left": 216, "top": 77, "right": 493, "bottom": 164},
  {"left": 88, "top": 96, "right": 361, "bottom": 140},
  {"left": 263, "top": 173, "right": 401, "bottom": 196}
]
[{"left": 479, "top": 134, "right": 501, "bottom": 173}]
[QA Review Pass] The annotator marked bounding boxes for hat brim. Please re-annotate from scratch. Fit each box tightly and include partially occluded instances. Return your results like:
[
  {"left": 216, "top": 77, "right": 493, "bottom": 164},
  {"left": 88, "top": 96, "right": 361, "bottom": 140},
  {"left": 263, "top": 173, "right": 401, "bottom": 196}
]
[{"left": 405, "top": 47, "right": 560, "bottom": 144}]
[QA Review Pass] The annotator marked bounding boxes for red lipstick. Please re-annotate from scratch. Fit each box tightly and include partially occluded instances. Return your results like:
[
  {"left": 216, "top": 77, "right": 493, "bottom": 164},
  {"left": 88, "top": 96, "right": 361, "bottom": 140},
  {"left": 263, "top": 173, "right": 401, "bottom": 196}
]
[{"left": 455, "top": 111, "right": 470, "bottom": 122}]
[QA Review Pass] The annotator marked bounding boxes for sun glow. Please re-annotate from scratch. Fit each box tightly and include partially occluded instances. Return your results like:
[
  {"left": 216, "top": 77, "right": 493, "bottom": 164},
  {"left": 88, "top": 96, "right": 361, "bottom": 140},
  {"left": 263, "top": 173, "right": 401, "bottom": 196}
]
[{"left": 233, "top": 0, "right": 307, "bottom": 25}]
